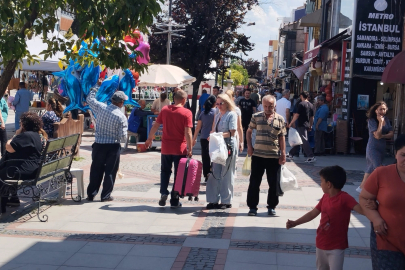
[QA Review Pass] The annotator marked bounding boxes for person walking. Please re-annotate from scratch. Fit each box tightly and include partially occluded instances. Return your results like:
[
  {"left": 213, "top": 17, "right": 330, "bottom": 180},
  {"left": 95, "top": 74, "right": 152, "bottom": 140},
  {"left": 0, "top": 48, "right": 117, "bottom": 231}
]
[
  {"left": 193, "top": 95, "right": 216, "bottom": 183},
  {"left": 206, "top": 94, "right": 237, "bottom": 209},
  {"left": 250, "top": 89, "right": 260, "bottom": 107},
  {"left": 146, "top": 90, "right": 193, "bottom": 208},
  {"left": 313, "top": 96, "right": 329, "bottom": 155},
  {"left": 172, "top": 87, "right": 191, "bottom": 109},
  {"left": 357, "top": 101, "right": 393, "bottom": 192},
  {"left": 246, "top": 95, "right": 287, "bottom": 216},
  {"left": 360, "top": 135, "right": 405, "bottom": 269},
  {"left": 287, "top": 91, "right": 316, "bottom": 163},
  {"left": 275, "top": 88, "right": 282, "bottom": 100},
  {"left": 275, "top": 89, "right": 291, "bottom": 125},
  {"left": 0, "top": 92, "right": 9, "bottom": 157},
  {"left": 225, "top": 90, "right": 243, "bottom": 153},
  {"left": 212, "top": 86, "right": 220, "bottom": 97},
  {"left": 86, "top": 89, "right": 128, "bottom": 202},
  {"left": 239, "top": 89, "right": 256, "bottom": 146},
  {"left": 12, "top": 82, "right": 33, "bottom": 131}
]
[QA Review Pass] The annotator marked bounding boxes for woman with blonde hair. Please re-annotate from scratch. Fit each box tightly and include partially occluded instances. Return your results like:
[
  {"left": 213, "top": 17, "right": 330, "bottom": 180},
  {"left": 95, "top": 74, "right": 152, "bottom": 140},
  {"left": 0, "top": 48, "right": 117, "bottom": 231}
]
[
  {"left": 206, "top": 94, "right": 237, "bottom": 209},
  {"left": 225, "top": 90, "right": 244, "bottom": 152}
]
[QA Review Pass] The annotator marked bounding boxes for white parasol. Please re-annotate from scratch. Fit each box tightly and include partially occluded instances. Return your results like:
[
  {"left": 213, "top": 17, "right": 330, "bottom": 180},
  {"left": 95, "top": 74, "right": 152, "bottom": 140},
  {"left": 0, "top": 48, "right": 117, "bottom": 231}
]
[{"left": 138, "top": 64, "right": 196, "bottom": 87}]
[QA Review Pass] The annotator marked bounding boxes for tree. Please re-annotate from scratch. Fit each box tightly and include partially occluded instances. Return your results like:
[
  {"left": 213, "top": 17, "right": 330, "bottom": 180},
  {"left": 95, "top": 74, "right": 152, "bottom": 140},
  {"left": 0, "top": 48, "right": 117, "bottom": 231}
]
[
  {"left": 243, "top": 58, "right": 260, "bottom": 77},
  {"left": 149, "top": 0, "right": 257, "bottom": 121},
  {"left": 0, "top": 0, "right": 162, "bottom": 97}
]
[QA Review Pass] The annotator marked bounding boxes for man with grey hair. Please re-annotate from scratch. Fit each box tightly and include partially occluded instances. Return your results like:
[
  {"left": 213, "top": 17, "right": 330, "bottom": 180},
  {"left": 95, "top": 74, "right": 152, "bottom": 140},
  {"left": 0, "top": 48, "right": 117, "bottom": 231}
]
[
  {"left": 173, "top": 87, "right": 190, "bottom": 109},
  {"left": 246, "top": 95, "right": 287, "bottom": 216},
  {"left": 313, "top": 95, "right": 329, "bottom": 155},
  {"left": 146, "top": 90, "right": 193, "bottom": 208},
  {"left": 275, "top": 89, "right": 291, "bottom": 125},
  {"left": 86, "top": 89, "right": 128, "bottom": 202}
]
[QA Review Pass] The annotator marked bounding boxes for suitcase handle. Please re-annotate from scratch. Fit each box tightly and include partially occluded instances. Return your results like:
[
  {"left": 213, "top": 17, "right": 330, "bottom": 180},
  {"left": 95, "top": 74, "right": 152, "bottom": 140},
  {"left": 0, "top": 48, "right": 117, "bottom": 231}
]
[{"left": 181, "top": 158, "right": 191, "bottom": 197}]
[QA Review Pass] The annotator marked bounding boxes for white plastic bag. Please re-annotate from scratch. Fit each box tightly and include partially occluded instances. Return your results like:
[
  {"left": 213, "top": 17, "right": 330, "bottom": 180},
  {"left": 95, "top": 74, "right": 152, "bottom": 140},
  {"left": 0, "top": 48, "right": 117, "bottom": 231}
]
[
  {"left": 279, "top": 165, "right": 298, "bottom": 193},
  {"left": 242, "top": 155, "right": 251, "bottom": 176},
  {"left": 209, "top": 132, "right": 228, "bottom": 166},
  {"left": 288, "top": 128, "right": 303, "bottom": 147}
]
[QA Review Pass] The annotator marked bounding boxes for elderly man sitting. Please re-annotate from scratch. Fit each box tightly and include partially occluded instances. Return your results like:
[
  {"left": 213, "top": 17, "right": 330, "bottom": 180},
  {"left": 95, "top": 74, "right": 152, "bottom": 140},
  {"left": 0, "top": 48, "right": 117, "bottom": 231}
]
[{"left": 128, "top": 100, "right": 154, "bottom": 142}]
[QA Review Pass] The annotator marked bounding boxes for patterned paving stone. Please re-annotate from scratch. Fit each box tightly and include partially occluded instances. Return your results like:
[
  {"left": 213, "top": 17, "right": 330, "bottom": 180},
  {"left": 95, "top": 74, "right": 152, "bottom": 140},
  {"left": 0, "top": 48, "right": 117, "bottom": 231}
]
[
  {"left": 183, "top": 247, "right": 218, "bottom": 270},
  {"left": 198, "top": 209, "right": 230, "bottom": 239}
]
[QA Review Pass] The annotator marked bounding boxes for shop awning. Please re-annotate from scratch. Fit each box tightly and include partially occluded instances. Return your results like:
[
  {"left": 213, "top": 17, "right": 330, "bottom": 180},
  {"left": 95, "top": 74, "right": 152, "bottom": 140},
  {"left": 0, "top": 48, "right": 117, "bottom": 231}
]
[
  {"left": 303, "top": 28, "right": 350, "bottom": 62},
  {"left": 299, "top": 8, "right": 352, "bottom": 28},
  {"left": 381, "top": 50, "right": 405, "bottom": 84},
  {"left": 292, "top": 62, "right": 311, "bottom": 80}
]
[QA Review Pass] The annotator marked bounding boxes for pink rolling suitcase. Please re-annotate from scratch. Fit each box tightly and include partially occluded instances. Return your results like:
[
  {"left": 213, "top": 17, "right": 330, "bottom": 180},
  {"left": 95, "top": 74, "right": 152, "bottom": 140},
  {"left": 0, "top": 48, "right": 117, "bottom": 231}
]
[{"left": 173, "top": 158, "right": 203, "bottom": 201}]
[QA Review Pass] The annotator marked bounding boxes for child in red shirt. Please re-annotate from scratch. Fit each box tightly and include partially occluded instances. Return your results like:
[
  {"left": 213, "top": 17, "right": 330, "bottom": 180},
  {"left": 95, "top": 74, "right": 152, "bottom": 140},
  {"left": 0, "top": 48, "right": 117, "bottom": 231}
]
[{"left": 286, "top": 166, "right": 365, "bottom": 270}]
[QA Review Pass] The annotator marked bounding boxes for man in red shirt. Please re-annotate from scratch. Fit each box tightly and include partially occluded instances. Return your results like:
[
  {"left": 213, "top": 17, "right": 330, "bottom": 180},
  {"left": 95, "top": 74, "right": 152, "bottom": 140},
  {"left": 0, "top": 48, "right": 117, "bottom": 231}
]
[
  {"left": 286, "top": 166, "right": 366, "bottom": 270},
  {"left": 146, "top": 90, "right": 193, "bottom": 208}
]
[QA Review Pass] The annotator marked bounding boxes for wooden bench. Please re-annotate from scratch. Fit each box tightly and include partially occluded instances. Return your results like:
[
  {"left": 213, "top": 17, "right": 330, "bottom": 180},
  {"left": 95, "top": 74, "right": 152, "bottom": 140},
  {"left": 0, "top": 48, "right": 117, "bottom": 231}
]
[{"left": 0, "top": 134, "right": 81, "bottom": 222}]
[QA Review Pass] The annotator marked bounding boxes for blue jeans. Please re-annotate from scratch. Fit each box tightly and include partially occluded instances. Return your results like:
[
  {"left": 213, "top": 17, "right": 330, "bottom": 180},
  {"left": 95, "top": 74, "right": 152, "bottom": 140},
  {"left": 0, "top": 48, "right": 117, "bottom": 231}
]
[
  {"left": 15, "top": 111, "right": 24, "bottom": 130},
  {"left": 160, "top": 154, "right": 185, "bottom": 206}
]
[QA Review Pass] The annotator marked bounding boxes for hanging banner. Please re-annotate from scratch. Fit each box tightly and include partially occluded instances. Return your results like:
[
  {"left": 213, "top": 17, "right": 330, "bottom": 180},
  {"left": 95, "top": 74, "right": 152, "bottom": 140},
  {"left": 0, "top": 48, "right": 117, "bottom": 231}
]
[{"left": 352, "top": 0, "right": 405, "bottom": 76}]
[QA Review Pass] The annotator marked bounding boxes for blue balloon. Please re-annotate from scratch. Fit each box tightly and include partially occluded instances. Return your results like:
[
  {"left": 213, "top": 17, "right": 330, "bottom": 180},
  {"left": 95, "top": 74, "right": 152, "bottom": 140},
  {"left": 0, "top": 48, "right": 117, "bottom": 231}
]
[
  {"left": 63, "top": 65, "right": 89, "bottom": 113},
  {"left": 81, "top": 62, "right": 100, "bottom": 96},
  {"left": 59, "top": 79, "right": 68, "bottom": 97},
  {"left": 119, "top": 69, "right": 139, "bottom": 107},
  {"left": 96, "top": 75, "right": 119, "bottom": 104}
]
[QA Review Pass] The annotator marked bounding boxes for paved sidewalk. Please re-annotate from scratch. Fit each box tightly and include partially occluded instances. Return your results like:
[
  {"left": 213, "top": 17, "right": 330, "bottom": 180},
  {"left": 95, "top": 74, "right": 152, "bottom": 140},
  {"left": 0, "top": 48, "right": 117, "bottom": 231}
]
[{"left": 0, "top": 130, "right": 377, "bottom": 269}]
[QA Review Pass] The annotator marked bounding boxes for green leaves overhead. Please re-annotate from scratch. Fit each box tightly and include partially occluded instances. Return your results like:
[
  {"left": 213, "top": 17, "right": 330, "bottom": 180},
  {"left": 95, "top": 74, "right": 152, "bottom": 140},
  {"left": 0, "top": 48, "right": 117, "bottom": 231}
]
[{"left": 0, "top": 0, "right": 162, "bottom": 96}]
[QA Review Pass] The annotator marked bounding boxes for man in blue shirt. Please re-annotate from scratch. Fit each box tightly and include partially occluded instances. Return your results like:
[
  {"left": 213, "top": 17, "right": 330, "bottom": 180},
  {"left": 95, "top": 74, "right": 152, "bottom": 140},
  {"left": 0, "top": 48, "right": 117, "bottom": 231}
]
[
  {"left": 86, "top": 89, "right": 128, "bottom": 202},
  {"left": 12, "top": 82, "right": 32, "bottom": 130},
  {"left": 313, "top": 96, "right": 329, "bottom": 155},
  {"left": 128, "top": 100, "right": 154, "bottom": 142},
  {"left": 0, "top": 92, "right": 9, "bottom": 156},
  {"left": 198, "top": 89, "right": 210, "bottom": 112}
]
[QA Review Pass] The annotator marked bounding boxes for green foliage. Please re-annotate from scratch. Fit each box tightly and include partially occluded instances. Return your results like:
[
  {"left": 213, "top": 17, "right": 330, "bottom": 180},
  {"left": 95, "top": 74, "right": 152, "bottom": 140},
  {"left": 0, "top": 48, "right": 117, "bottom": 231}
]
[
  {"left": 64, "top": 28, "right": 74, "bottom": 40},
  {"left": 230, "top": 63, "right": 249, "bottom": 85},
  {"left": 0, "top": 0, "right": 162, "bottom": 96}
]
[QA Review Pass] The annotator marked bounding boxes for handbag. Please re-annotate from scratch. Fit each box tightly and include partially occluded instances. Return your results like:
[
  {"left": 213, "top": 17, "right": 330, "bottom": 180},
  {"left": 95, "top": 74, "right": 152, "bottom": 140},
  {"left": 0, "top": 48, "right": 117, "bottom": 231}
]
[{"left": 288, "top": 128, "right": 303, "bottom": 147}]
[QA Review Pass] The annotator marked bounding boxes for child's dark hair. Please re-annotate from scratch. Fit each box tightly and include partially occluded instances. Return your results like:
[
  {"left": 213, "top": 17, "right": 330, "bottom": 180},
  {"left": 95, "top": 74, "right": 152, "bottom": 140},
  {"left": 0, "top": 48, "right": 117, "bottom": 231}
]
[{"left": 319, "top": 165, "right": 346, "bottom": 189}]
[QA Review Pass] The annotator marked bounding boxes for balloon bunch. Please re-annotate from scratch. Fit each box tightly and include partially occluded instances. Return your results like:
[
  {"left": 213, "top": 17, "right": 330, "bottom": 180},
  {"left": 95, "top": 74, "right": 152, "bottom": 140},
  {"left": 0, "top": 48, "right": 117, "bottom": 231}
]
[{"left": 53, "top": 31, "right": 150, "bottom": 114}]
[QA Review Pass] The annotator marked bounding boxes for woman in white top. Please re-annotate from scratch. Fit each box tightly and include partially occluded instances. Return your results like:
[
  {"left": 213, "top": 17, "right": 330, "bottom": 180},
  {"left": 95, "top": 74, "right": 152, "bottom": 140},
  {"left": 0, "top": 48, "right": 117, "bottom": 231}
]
[{"left": 151, "top": 92, "right": 171, "bottom": 114}]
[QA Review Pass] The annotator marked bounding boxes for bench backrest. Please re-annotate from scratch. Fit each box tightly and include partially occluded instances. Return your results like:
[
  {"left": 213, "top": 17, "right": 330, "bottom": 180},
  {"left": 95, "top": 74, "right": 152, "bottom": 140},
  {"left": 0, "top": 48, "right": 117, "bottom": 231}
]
[{"left": 35, "top": 134, "right": 80, "bottom": 186}]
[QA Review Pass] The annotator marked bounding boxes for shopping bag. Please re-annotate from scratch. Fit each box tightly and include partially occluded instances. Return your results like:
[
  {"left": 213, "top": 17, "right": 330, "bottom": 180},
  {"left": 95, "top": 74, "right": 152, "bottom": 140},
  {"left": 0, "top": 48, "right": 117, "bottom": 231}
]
[
  {"left": 288, "top": 128, "right": 302, "bottom": 147},
  {"left": 276, "top": 165, "right": 298, "bottom": 196},
  {"left": 242, "top": 155, "right": 252, "bottom": 176},
  {"left": 209, "top": 132, "right": 228, "bottom": 166}
]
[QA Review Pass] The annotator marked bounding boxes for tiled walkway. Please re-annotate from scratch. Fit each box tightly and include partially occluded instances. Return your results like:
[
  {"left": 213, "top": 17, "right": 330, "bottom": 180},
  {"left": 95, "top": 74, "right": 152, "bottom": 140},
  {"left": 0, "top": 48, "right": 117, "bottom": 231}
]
[{"left": 0, "top": 129, "right": 377, "bottom": 269}]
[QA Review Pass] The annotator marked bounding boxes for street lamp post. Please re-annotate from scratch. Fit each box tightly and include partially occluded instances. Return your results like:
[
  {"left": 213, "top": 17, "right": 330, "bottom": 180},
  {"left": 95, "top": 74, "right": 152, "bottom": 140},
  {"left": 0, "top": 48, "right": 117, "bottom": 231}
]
[{"left": 221, "top": 58, "right": 230, "bottom": 89}]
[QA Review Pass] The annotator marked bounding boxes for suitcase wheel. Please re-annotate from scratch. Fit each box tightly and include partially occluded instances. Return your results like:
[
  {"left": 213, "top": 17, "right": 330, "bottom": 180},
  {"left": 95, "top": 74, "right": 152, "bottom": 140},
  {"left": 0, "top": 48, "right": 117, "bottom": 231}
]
[
  {"left": 188, "top": 195, "right": 192, "bottom": 201},
  {"left": 194, "top": 197, "right": 199, "bottom": 202}
]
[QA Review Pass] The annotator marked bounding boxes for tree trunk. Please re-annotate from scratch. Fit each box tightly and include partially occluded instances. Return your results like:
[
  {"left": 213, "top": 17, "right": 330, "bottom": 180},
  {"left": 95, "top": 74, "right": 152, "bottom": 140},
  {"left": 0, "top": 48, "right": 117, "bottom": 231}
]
[{"left": 0, "top": 60, "right": 19, "bottom": 97}]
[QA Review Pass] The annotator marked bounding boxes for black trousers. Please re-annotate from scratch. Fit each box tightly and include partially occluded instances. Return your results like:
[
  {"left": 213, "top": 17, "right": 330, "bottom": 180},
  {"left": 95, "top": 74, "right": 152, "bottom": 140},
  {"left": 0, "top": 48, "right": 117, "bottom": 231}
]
[
  {"left": 138, "top": 127, "right": 148, "bottom": 142},
  {"left": 200, "top": 139, "right": 211, "bottom": 178},
  {"left": 247, "top": 155, "right": 280, "bottom": 210},
  {"left": 0, "top": 127, "right": 7, "bottom": 157},
  {"left": 160, "top": 154, "right": 185, "bottom": 206},
  {"left": 87, "top": 143, "right": 121, "bottom": 200}
]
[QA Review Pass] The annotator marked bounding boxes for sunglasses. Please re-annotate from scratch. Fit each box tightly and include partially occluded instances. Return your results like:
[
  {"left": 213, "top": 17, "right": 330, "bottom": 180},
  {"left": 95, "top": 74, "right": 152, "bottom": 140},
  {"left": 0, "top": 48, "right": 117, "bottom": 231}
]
[{"left": 216, "top": 102, "right": 224, "bottom": 106}]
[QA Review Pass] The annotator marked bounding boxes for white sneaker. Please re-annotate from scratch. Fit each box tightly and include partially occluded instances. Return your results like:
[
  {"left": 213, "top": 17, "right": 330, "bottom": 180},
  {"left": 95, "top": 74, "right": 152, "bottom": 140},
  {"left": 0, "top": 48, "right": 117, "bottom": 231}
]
[
  {"left": 286, "top": 154, "right": 294, "bottom": 160},
  {"left": 356, "top": 186, "right": 362, "bottom": 193},
  {"left": 305, "top": 157, "right": 316, "bottom": 163}
]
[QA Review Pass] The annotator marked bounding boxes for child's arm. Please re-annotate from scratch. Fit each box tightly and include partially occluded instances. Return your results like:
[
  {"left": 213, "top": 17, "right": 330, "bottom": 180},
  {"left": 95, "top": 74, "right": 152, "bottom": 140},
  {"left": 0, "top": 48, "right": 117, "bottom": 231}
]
[
  {"left": 286, "top": 208, "right": 321, "bottom": 229},
  {"left": 352, "top": 204, "right": 364, "bottom": 215}
]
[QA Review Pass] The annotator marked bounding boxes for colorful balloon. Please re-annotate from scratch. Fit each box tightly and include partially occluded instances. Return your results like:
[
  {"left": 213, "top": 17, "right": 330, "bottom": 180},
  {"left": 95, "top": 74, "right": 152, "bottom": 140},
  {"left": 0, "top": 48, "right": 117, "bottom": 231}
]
[
  {"left": 96, "top": 75, "right": 119, "bottom": 104},
  {"left": 136, "top": 41, "right": 150, "bottom": 65},
  {"left": 118, "top": 69, "right": 140, "bottom": 107},
  {"left": 63, "top": 65, "right": 89, "bottom": 113},
  {"left": 81, "top": 62, "right": 100, "bottom": 96}
]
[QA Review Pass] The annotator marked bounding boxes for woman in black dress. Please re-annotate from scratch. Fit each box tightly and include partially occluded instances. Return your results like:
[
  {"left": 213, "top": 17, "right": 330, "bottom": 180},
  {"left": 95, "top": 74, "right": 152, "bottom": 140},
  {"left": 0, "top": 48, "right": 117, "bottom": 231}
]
[{"left": 0, "top": 112, "right": 46, "bottom": 213}]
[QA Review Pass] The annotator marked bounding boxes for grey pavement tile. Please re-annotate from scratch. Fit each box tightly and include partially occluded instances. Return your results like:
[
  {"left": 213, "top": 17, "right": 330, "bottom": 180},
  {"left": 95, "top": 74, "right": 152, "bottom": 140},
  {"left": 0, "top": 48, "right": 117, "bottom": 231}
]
[
  {"left": 0, "top": 263, "right": 59, "bottom": 270},
  {"left": 277, "top": 253, "right": 316, "bottom": 267},
  {"left": 344, "top": 257, "right": 373, "bottom": 270},
  {"left": 127, "top": 245, "right": 181, "bottom": 257},
  {"left": 11, "top": 250, "right": 75, "bottom": 266},
  {"left": 231, "top": 228, "right": 276, "bottom": 242},
  {"left": 226, "top": 250, "right": 277, "bottom": 265},
  {"left": 183, "top": 237, "right": 230, "bottom": 249},
  {"left": 0, "top": 237, "right": 39, "bottom": 250},
  {"left": 348, "top": 236, "right": 368, "bottom": 247},
  {"left": 28, "top": 240, "right": 88, "bottom": 253},
  {"left": 276, "top": 266, "right": 316, "bottom": 270},
  {"left": 0, "top": 249, "right": 25, "bottom": 263},
  {"left": 79, "top": 242, "right": 134, "bottom": 256},
  {"left": 225, "top": 262, "right": 278, "bottom": 270},
  {"left": 58, "top": 267, "right": 111, "bottom": 270},
  {"left": 116, "top": 256, "right": 175, "bottom": 270},
  {"left": 63, "top": 253, "right": 124, "bottom": 269},
  {"left": 275, "top": 232, "right": 316, "bottom": 244}
]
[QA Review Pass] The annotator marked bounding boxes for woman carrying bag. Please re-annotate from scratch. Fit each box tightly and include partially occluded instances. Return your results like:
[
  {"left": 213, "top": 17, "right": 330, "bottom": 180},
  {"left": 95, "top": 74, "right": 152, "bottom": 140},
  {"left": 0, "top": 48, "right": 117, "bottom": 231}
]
[{"left": 206, "top": 94, "right": 237, "bottom": 210}]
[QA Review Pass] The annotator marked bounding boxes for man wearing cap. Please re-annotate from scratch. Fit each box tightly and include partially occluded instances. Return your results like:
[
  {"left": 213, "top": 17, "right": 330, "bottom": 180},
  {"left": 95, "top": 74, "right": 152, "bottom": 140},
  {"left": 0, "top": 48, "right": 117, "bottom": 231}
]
[
  {"left": 313, "top": 96, "right": 329, "bottom": 155},
  {"left": 85, "top": 88, "right": 128, "bottom": 202}
]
